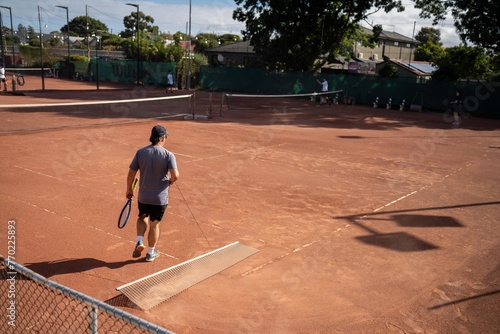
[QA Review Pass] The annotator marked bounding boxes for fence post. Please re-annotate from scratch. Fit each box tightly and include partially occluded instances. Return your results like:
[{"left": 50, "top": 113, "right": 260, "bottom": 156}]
[{"left": 90, "top": 306, "right": 98, "bottom": 334}]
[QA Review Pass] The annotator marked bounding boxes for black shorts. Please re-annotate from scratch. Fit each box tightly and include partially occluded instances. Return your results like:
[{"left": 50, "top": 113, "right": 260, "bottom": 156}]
[
  {"left": 1, "top": 78, "right": 5, "bottom": 83},
  {"left": 138, "top": 202, "right": 167, "bottom": 222}
]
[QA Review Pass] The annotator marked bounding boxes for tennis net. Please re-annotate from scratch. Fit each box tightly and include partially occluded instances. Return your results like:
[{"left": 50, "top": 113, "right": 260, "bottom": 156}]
[
  {"left": 0, "top": 93, "right": 194, "bottom": 134},
  {"left": 221, "top": 90, "right": 344, "bottom": 114}
]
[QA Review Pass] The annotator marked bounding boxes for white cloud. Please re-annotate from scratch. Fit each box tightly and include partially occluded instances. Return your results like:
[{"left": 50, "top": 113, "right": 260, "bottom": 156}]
[
  {"left": 7, "top": 0, "right": 461, "bottom": 46},
  {"left": 7, "top": 0, "right": 245, "bottom": 36},
  {"left": 364, "top": 5, "right": 461, "bottom": 47}
]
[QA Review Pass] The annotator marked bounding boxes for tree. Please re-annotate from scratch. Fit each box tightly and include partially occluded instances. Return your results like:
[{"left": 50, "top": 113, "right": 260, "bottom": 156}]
[
  {"left": 414, "top": 42, "right": 446, "bottom": 62},
  {"left": 218, "top": 34, "right": 241, "bottom": 45},
  {"left": 379, "top": 62, "right": 398, "bottom": 77},
  {"left": 415, "top": 27, "right": 442, "bottom": 45},
  {"left": 61, "top": 16, "right": 108, "bottom": 37},
  {"left": 233, "top": 0, "right": 404, "bottom": 71},
  {"left": 432, "top": 46, "right": 492, "bottom": 81},
  {"left": 26, "top": 26, "right": 39, "bottom": 47},
  {"left": 193, "top": 33, "right": 220, "bottom": 53},
  {"left": 414, "top": 0, "right": 500, "bottom": 51},
  {"left": 122, "top": 11, "right": 158, "bottom": 39}
]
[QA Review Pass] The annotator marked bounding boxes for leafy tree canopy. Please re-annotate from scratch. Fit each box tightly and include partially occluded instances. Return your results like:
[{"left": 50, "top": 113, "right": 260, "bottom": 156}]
[
  {"left": 413, "top": 0, "right": 500, "bottom": 51},
  {"left": 193, "top": 33, "right": 220, "bottom": 53},
  {"left": 61, "top": 16, "right": 108, "bottom": 37},
  {"left": 415, "top": 27, "right": 441, "bottom": 45},
  {"left": 414, "top": 42, "right": 446, "bottom": 62},
  {"left": 233, "top": 0, "right": 404, "bottom": 71},
  {"left": 433, "top": 46, "right": 492, "bottom": 81},
  {"left": 122, "top": 11, "right": 159, "bottom": 38}
]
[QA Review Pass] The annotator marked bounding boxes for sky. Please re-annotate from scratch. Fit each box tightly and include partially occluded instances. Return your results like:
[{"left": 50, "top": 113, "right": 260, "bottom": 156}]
[{"left": 2, "top": 0, "right": 462, "bottom": 47}]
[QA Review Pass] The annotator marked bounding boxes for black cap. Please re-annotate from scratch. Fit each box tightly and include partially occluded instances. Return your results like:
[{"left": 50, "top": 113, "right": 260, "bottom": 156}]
[{"left": 149, "top": 125, "right": 169, "bottom": 141}]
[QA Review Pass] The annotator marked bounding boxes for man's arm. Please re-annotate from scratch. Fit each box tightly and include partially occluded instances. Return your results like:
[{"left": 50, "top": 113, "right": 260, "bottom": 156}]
[
  {"left": 126, "top": 169, "right": 138, "bottom": 198},
  {"left": 169, "top": 168, "right": 179, "bottom": 185}
]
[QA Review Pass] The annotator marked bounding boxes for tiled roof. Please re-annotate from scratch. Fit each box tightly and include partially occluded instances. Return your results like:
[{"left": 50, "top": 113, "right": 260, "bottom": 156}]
[
  {"left": 205, "top": 40, "right": 255, "bottom": 53},
  {"left": 360, "top": 26, "right": 418, "bottom": 43}
]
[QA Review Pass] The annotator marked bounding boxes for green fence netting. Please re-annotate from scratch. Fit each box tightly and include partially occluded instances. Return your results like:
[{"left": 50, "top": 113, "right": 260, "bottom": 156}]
[
  {"left": 59, "top": 60, "right": 176, "bottom": 86},
  {"left": 199, "top": 66, "right": 500, "bottom": 118}
]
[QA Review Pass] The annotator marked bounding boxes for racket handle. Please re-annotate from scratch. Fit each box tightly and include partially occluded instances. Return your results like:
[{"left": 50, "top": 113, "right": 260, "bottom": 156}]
[{"left": 132, "top": 178, "right": 138, "bottom": 191}]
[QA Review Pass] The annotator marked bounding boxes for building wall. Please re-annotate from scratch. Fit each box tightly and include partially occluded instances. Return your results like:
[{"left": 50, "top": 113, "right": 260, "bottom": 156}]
[{"left": 355, "top": 40, "right": 416, "bottom": 61}]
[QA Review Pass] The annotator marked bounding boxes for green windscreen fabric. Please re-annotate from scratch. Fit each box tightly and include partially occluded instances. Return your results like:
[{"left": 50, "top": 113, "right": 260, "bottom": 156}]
[
  {"left": 66, "top": 59, "right": 176, "bottom": 85},
  {"left": 199, "top": 66, "right": 500, "bottom": 118}
]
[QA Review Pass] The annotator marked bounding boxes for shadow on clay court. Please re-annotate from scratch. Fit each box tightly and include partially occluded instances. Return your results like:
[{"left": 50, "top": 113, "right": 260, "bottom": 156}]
[
  {"left": 428, "top": 289, "right": 500, "bottom": 310},
  {"left": 104, "top": 294, "right": 141, "bottom": 309},
  {"left": 23, "top": 258, "right": 137, "bottom": 278},
  {"left": 336, "top": 201, "right": 499, "bottom": 252}
]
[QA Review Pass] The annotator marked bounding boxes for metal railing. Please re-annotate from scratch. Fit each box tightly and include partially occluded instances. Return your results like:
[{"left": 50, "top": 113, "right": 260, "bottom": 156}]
[{"left": 0, "top": 255, "right": 175, "bottom": 334}]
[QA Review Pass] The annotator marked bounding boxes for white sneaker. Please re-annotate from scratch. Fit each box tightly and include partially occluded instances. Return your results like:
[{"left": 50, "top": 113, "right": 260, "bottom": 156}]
[{"left": 146, "top": 249, "right": 160, "bottom": 262}]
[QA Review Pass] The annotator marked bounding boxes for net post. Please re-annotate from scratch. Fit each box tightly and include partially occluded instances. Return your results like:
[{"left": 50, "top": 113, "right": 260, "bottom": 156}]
[
  {"left": 219, "top": 93, "right": 225, "bottom": 117},
  {"left": 192, "top": 93, "right": 196, "bottom": 119},
  {"left": 208, "top": 92, "right": 213, "bottom": 119},
  {"left": 224, "top": 93, "right": 231, "bottom": 113}
]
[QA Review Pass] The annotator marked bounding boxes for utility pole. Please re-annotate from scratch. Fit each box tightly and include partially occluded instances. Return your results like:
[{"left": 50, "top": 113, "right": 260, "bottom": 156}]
[
  {"left": 409, "top": 21, "right": 416, "bottom": 65},
  {"left": 56, "top": 6, "right": 70, "bottom": 65},
  {"left": 0, "top": 6, "right": 15, "bottom": 67},
  {"left": 38, "top": 6, "right": 45, "bottom": 91},
  {"left": 187, "top": 0, "right": 192, "bottom": 90},
  {"left": 126, "top": 3, "right": 140, "bottom": 85},
  {"left": 0, "top": 11, "right": 4, "bottom": 67},
  {"left": 86, "top": 5, "right": 90, "bottom": 59}
]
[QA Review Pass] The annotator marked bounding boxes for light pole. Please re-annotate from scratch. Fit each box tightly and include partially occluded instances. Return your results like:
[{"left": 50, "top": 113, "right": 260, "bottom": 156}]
[
  {"left": 0, "top": 11, "right": 4, "bottom": 67},
  {"left": 0, "top": 6, "right": 15, "bottom": 67},
  {"left": 85, "top": 5, "right": 90, "bottom": 59},
  {"left": 126, "top": 3, "right": 140, "bottom": 86},
  {"left": 93, "top": 33, "right": 100, "bottom": 90},
  {"left": 55, "top": 5, "right": 70, "bottom": 76},
  {"left": 37, "top": 6, "right": 45, "bottom": 90},
  {"left": 187, "top": 0, "right": 192, "bottom": 90}
]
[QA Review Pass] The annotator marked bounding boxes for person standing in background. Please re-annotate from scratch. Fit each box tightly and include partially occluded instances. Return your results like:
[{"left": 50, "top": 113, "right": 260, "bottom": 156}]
[
  {"left": 316, "top": 77, "right": 331, "bottom": 105},
  {"left": 166, "top": 70, "right": 174, "bottom": 94},
  {"left": 0, "top": 65, "right": 7, "bottom": 91},
  {"left": 450, "top": 90, "right": 463, "bottom": 127}
]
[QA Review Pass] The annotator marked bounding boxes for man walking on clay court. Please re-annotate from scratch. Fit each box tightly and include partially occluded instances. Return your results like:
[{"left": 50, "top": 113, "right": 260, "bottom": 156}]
[{"left": 126, "top": 125, "right": 179, "bottom": 262}]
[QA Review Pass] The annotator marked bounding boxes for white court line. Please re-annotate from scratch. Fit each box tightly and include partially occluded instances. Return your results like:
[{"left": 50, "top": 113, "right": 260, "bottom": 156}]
[
  {"left": 3, "top": 180, "right": 179, "bottom": 261},
  {"left": 369, "top": 163, "right": 472, "bottom": 217},
  {"left": 242, "top": 164, "right": 474, "bottom": 276}
]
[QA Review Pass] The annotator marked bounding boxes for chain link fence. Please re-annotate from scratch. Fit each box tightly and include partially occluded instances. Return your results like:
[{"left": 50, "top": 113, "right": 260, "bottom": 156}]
[{"left": 0, "top": 255, "right": 174, "bottom": 334}]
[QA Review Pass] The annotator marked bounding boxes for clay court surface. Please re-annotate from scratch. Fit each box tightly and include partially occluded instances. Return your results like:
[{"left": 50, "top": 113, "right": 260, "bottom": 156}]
[{"left": 0, "top": 75, "right": 499, "bottom": 333}]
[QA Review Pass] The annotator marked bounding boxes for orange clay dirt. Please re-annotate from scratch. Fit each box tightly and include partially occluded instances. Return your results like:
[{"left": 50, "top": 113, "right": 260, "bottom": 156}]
[{"left": 0, "top": 74, "right": 499, "bottom": 333}]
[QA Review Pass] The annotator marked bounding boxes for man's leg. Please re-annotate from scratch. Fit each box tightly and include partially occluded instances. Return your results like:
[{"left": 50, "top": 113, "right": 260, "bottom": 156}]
[
  {"left": 145, "top": 220, "right": 161, "bottom": 261},
  {"left": 132, "top": 214, "right": 148, "bottom": 258},
  {"left": 453, "top": 111, "right": 460, "bottom": 126},
  {"left": 148, "top": 220, "right": 161, "bottom": 248}
]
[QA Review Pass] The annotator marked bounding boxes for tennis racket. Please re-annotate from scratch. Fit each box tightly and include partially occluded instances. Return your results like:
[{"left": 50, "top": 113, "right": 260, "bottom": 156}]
[{"left": 117, "top": 178, "right": 138, "bottom": 229}]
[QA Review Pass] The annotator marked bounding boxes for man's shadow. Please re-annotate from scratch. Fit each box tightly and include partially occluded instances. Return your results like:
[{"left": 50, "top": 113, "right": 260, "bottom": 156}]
[{"left": 24, "top": 258, "right": 137, "bottom": 278}]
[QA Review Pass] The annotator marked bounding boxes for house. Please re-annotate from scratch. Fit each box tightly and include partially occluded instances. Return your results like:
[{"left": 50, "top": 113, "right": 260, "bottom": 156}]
[
  {"left": 354, "top": 26, "right": 420, "bottom": 62},
  {"left": 68, "top": 36, "right": 86, "bottom": 48},
  {"left": 388, "top": 59, "right": 437, "bottom": 81},
  {"left": 204, "top": 40, "right": 261, "bottom": 68},
  {"left": 205, "top": 26, "right": 420, "bottom": 70}
]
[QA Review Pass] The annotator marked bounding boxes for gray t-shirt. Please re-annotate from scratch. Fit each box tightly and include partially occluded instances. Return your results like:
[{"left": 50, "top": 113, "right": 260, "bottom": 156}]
[{"left": 129, "top": 145, "right": 177, "bottom": 205}]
